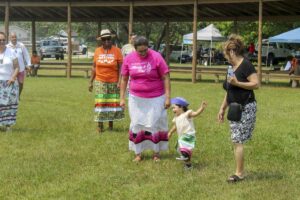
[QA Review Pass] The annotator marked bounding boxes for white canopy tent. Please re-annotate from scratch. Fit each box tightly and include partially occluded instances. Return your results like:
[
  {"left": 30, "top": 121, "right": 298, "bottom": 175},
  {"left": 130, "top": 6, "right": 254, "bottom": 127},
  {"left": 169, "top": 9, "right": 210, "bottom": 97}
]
[{"left": 182, "top": 24, "right": 225, "bottom": 65}]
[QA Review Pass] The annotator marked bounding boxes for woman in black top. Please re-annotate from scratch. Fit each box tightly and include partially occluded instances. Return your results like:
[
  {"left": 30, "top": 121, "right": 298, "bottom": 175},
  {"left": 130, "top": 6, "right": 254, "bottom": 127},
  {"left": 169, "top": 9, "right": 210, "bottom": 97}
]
[{"left": 218, "top": 35, "right": 259, "bottom": 183}]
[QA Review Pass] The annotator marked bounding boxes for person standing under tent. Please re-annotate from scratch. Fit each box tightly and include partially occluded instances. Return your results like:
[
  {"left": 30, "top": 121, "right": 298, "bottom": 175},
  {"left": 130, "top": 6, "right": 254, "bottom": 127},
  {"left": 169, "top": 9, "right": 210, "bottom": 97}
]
[
  {"left": 121, "top": 33, "right": 137, "bottom": 58},
  {"left": 30, "top": 50, "right": 41, "bottom": 77}
]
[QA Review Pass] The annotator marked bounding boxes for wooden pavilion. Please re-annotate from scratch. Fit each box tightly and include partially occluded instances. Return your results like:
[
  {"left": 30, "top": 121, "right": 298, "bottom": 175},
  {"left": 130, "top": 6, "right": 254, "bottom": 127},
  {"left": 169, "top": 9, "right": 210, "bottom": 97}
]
[{"left": 1, "top": 0, "right": 300, "bottom": 82}]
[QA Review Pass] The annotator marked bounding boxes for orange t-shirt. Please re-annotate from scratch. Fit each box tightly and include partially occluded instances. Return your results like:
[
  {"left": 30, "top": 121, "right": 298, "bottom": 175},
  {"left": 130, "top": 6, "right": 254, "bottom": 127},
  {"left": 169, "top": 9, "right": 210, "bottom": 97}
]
[
  {"left": 93, "top": 46, "right": 123, "bottom": 83},
  {"left": 31, "top": 55, "right": 40, "bottom": 64}
]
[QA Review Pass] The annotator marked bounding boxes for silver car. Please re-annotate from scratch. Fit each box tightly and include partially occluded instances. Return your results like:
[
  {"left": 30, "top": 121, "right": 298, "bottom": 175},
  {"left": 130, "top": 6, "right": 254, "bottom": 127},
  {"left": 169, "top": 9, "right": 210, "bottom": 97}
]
[{"left": 39, "top": 40, "right": 64, "bottom": 60}]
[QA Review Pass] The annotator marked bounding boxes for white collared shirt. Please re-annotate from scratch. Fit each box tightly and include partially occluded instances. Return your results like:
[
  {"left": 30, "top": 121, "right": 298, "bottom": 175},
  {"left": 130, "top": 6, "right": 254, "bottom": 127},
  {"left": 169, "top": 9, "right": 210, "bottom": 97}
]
[{"left": 7, "top": 41, "right": 31, "bottom": 72}]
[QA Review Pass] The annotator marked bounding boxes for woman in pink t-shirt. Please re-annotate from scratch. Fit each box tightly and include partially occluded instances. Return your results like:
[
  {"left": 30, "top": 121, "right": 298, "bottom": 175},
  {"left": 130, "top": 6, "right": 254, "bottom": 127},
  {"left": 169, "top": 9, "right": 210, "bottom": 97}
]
[{"left": 120, "top": 36, "right": 171, "bottom": 162}]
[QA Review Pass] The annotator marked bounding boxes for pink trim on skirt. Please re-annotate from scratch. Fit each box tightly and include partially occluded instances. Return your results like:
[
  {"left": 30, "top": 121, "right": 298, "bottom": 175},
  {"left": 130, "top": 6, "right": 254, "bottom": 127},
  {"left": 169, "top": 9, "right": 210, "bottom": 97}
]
[{"left": 17, "top": 71, "right": 25, "bottom": 83}]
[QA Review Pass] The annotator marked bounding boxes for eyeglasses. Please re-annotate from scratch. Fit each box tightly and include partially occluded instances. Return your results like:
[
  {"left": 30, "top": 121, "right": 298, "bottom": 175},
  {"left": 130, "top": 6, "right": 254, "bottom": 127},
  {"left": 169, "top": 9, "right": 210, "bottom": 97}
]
[
  {"left": 0, "top": 39, "right": 5, "bottom": 42},
  {"left": 101, "top": 37, "right": 111, "bottom": 42}
]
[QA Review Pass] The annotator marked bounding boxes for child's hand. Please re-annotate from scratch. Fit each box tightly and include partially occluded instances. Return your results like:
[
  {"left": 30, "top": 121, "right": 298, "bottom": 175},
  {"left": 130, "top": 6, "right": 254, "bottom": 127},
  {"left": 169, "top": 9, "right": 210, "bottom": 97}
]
[{"left": 201, "top": 101, "right": 207, "bottom": 109}]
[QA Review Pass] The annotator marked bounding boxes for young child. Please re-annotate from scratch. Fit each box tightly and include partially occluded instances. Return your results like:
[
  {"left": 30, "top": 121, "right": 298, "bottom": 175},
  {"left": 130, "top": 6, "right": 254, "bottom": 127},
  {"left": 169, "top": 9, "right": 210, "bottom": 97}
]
[{"left": 168, "top": 97, "right": 207, "bottom": 170}]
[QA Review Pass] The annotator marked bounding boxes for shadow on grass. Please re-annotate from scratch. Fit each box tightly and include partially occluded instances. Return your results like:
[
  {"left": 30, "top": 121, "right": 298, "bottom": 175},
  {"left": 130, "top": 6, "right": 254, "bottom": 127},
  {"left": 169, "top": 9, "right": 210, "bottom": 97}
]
[
  {"left": 246, "top": 171, "right": 285, "bottom": 181},
  {"left": 170, "top": 77, "right": 295, "bottom": 88},
  {"left": 170, "top": 78, "right": 220, "bottom": 84},
  {"left": 35, "top": 75, "right": 88, "bottom": 79}
]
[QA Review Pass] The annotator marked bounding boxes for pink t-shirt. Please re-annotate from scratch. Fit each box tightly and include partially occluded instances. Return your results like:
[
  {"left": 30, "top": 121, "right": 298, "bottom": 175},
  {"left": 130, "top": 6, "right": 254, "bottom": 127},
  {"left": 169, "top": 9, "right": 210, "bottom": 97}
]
[{"left": 121, "top": 49, "right": 169, "bottom": 98}]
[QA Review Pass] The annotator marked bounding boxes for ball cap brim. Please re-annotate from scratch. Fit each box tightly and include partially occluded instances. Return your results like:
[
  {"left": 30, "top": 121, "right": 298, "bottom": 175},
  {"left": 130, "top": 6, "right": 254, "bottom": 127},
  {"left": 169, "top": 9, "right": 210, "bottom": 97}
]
[{"left": 171, "top": 97, "right": 189, "bottom": 107}]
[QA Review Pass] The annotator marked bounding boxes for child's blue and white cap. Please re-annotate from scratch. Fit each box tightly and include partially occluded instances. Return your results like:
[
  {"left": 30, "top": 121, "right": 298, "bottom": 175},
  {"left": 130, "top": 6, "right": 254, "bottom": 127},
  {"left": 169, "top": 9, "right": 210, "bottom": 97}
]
[{"left": 171, "top": 97, "right": 189, "bottom": 107}]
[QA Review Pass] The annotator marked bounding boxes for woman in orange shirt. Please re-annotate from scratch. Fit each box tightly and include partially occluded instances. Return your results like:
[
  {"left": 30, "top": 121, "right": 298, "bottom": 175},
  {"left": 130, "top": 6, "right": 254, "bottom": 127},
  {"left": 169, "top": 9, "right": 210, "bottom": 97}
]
[{"left": 89, "top": 29, "right": 124, "bottom": 133}]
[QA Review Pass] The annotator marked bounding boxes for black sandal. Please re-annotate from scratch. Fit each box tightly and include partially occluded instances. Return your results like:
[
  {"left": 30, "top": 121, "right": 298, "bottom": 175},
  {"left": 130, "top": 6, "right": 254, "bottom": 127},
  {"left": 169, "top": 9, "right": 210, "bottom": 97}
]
[{"left": 227, "top": 175, "right": 244, "bottom": 183}]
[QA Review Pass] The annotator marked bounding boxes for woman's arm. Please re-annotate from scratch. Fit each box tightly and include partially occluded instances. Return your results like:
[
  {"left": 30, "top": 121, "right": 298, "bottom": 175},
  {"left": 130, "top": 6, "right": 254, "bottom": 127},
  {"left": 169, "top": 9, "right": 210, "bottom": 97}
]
[
  {"left": 88, "top": 63, "right": 96, "bottom": 92},
  {"left": 117, "top": 62, "right": 122, "bottom": 87},
  {"left": 7, "top": 58, "right": 20, "bottom": 85},
  {"left": 120, "top": 75, "right": 129, "bottom": 108},
  {"left": 228, "top": 73, "right": 259, "bottom": 90},
  {"left": 218, "top": 94, "right": 228, "bottom": 123},
  {"left": 162, "top": 73, "right": 171, "bottom": 109}
]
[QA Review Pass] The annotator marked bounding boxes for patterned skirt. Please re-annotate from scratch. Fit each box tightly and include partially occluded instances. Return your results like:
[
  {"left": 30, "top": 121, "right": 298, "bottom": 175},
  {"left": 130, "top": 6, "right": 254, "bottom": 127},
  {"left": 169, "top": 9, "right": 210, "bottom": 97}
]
[
  {"left": 94, "top": 80, "right": 124, "bottom": 122},
  {"left": 229, "top": 101, "right": 257, "bottom": 144},
  {"left": 128, "top": 94, "right": 168, "bottom": 154},
  {"left": 176, "top": 132, "right": 196, "bottom": 158},
  {"left": 0, "top": 80, "right": 19, "bottom": 127}
]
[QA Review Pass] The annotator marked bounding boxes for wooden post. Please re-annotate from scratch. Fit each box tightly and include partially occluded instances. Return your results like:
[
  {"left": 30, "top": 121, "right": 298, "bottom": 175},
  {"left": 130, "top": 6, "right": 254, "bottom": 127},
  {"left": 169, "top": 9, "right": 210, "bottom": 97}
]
[
  {"left": 97, "top": 22, "right": 102, "bottom": 37},
  {"left": 67, "top": 2, "right": 72, "bottom": 78},
  {"left": 257, "top": 0, "right": 263, "bottom": 85},
  {"left": 233, "top": 20, "right": 238, "bottom": 34},
  {"left": 192, "top": 0, "right": 198, "bottom": 83},
  {"left": 4, "top": 1, "right": 9, "bottom": 42},
  {"left": 31, "top": 20, "right": 36, "bottom": 52},
  {"left": 128, "top": 1, "right": 133, "bottom": 42},
  {"left": 165, "top": 21, "right": 170, "bottom": 65}
]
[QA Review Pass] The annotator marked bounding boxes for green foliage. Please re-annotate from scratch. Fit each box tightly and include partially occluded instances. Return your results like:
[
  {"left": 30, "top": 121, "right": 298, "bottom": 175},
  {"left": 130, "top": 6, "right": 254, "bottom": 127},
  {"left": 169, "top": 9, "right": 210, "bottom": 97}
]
[
  {"left": 5, "top": 21, "right": 300, "bottom": 50},
  {"left": 0, "top": 76, "right": 299, "bottom": 199}
]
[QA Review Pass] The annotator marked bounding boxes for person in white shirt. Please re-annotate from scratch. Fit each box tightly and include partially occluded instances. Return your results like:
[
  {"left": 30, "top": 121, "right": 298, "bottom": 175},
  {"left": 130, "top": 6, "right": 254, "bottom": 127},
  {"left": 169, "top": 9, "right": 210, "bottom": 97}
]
[
  {"left": 121, "top": 33, "right": 137, "bottom": 96},
  {"left": 284, "top": 55, "right": 293, "bottom": 71},
  {"left": 0, "top": 32, "right": 20, "bottom": 132},
  {"left": 7, "top": 32, "right": 31, "bottom": 98},
  {"left": 121, "top": 33, "right": 137, "bottom": 57}
]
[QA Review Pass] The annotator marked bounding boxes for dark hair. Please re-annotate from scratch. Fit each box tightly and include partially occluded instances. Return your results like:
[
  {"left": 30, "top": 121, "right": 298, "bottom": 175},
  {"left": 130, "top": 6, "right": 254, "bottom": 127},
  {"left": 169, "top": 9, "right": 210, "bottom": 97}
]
[
  {"left": 130, "top": 32, "right": 136, "bottom": 37},
  {"left": 223, "top": 34, "right": 245, "bottom": 57},
  {"left": 134, "top": 36, "right": 149, "bottom": 49},
  {"left": 33, "top": 50, "right": 37, "bottom": 54},
  {"left": 0, "top": 31, "right": 6, "bottom": 38},
  {"left": 175, "top": 104, "right": 188, "bottom": 112}
]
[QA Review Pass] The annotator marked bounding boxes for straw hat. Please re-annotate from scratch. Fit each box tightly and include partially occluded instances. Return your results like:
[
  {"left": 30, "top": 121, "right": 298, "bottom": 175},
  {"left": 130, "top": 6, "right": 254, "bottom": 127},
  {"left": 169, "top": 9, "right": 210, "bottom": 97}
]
[{"left": 97, "top": 29, "right": 112, "bottom": 40}]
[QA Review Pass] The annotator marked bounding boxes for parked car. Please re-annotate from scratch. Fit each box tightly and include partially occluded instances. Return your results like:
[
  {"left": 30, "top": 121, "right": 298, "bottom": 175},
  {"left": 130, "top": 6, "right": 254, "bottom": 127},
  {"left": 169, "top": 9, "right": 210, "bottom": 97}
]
[
  {"left": 253, "top": 39, "right": 293, "bottom": 66},
  {"left": 179, "top": 54, "right": 192, "bottom": 63},
  {"left": 39, "top": 40, "right": 64, "bottom": 60}
]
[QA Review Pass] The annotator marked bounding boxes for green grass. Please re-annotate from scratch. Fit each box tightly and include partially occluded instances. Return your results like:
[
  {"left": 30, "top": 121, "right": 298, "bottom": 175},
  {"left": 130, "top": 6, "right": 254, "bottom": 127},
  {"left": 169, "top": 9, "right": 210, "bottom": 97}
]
[{"left": 0, "top": 76, "right": 299, "bottom": 199}]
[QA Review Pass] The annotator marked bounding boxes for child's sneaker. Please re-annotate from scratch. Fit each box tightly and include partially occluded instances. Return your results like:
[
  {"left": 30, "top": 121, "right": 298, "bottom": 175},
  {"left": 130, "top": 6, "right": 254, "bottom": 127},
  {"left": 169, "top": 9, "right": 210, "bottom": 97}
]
[{"left": 176, "top": 155, "right": 188, "bottom": 161}]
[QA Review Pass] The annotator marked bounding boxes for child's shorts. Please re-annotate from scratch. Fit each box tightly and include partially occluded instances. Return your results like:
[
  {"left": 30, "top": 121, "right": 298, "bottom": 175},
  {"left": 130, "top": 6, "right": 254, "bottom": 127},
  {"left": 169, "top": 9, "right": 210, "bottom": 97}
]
[{"left": 176, "top": 133, "right": 196, "bottom": 158}]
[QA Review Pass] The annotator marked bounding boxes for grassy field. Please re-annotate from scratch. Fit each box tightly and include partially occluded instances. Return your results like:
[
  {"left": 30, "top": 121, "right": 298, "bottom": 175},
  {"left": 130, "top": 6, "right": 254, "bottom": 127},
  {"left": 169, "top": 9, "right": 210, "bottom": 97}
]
[{"left": 0, "top": 76, "right": 299, "bottom": 200}]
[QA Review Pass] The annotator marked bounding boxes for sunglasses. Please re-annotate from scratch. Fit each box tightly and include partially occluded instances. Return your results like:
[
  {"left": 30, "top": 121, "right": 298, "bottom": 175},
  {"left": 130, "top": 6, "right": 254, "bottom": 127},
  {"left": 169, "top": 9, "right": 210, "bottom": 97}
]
[{"left": 101, "top": 37, "right": 111, "bottom": 41}]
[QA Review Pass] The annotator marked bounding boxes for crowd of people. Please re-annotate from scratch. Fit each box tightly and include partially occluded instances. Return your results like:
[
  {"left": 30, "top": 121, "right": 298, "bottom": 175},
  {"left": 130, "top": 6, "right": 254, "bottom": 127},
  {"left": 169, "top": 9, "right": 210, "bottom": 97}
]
[
  {"left": 0, "top": 29, "right": 260, "bottom": 183},
  {"left": 88, "top": 31, "right": 259, "bottom": 183}
]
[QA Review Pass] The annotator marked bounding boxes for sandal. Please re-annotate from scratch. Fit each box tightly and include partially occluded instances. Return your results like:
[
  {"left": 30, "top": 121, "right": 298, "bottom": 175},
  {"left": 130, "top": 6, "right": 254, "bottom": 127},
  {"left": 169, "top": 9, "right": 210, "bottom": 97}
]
[
  {"left": 227, "top": 175, "right": 244, "bottom": 183},
  {"left": 132, "top": 155, "right": 142, "bottom": 162}
]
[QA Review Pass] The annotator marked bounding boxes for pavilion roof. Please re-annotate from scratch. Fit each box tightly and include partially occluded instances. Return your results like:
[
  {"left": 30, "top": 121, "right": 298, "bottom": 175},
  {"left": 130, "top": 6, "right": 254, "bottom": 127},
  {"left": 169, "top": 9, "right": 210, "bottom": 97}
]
[{"left": 0, "top": 0, "right": 300, "bottom": 22}]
